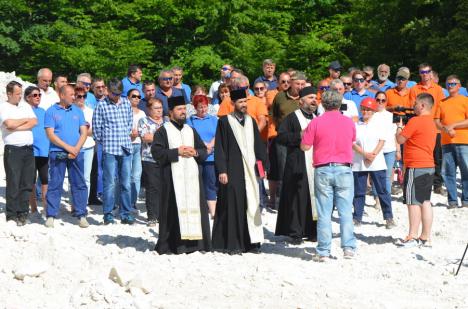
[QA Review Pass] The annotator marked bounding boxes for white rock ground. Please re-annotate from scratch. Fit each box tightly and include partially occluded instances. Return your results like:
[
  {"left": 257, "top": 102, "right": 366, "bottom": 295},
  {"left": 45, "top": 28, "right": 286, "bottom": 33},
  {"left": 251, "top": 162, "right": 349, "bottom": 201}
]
[{"left": 0, "top": 72, "right": 467, "bottom": 308}]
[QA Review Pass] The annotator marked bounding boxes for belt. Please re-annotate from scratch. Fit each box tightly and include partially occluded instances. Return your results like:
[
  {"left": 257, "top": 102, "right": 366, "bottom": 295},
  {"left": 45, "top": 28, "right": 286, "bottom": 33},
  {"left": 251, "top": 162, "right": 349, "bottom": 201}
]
[{"left": 315, "top": 162, "right": 352, "bottom": 168}]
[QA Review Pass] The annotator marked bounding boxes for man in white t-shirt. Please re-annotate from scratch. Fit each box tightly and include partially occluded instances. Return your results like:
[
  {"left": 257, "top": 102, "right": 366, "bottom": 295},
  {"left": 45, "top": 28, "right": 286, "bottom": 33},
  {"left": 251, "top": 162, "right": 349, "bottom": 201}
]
[
  {"left": 0, "top": 81, "right": 37, "bottom": 225},
  {"left": 37, "top": 68, "right": 59, "bottom": 110},
  {"left": 318, "top": 79, "right": 359, "bottom": 122}
]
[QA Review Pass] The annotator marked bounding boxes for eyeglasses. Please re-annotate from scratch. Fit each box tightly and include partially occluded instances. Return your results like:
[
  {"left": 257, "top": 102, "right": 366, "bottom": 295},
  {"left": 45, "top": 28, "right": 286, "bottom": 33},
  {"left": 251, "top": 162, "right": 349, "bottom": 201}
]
[
  {"left": 130, "top": 94, "right": 141, "bottom": 99},
  {"left": 319, "top": 86, "right": 330, "bottom": 91},
  {"left": 280, "top": 80, "right": 290, "bottom": 84},
  {"left": 161, "top": 77, "right": 173, "bottom": 81},
  {"left": 76, "top": 94, "right": 87, "bottom": 99},
  {"left": 80, "top": 81, "right": 92, "bottom": 87},
  {"left": 419, "top": 70, "right": 431, "bottom": 75},
  {"left": 254, "top": 87, "right": 265, "bottom": 91},
  {"left": 396, "top": 76, "right": 408, "bottom": 81},
  {"left": 221, "top": 67, "right": 230, "bottom": 71},
  {"left": 343, "top": 82, "right": 352, "bottom": 86},
  {"left": 446, "top": 82, "right": 459, "bottom": 88},
  {"left": 353, "top": 78, "right": 365, "bottom": 83},
  {"left": 376, "top": 98, "right": 386, "bottom": 103},
  {"left": 29, "top": 93, "right": 42, "bottom": 98}
]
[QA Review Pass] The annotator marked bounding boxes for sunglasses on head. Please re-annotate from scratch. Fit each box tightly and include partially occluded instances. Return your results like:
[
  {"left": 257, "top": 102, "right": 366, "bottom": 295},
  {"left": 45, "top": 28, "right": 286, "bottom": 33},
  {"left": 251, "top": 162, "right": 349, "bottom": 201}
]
[
  {"left": 161, "top": 77, "right": 173, "bottom": 81},
  {"left": 76, "top": 94, "right": 87, "bottom": 99},
  {"left": 446, "top": 82, "right": 459, "bottom": 88},
  {"left": 419, "top": 70, "right": 431, "bottom": 75},
  {"left": 29, "top": 93, "right": 42, "bottom": 98},
  {"left": 254, "top": 87, "right": 265, "bottom": 91},
  {"left": 353, "top": 78, "right": 365, "bottom": 83},
  {"left": 131, "top": 94, "right": 141, "bottom": 99}
]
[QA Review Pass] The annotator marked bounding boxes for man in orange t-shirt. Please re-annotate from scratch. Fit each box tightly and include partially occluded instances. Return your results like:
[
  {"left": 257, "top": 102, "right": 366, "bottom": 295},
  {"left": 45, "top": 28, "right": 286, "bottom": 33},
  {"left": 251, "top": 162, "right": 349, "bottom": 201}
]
[
  {"left": 409, "top": 63, "right": 445, "bottom": 194},
  {"left": 434, "top": 75, "right": 468, "bottom": 208},
  {"left": 386, "top": 68, "right": 411, "bottom": 111},
  {"left": 396, "top": 93, "right": 437, "bottom": 248}
]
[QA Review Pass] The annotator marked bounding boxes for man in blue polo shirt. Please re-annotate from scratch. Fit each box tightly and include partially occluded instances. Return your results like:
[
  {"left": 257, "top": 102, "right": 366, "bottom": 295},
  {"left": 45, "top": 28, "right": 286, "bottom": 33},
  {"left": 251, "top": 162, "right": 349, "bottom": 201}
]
[
  {"left": 155, "top": 69, "right": 184, "bottom": 116},
  {"left": 369, "top": 64, "right": 395, "bottom": 92},
  {"left": 344, "top": 70, "right": 375, "bottom": 117},
  {"left": 254, "top": 59, "right": 278, "bottom": 90},
  {"left": 44, "top": 85, "right": 89, "bottom": 228},
  {"left": 122, "top": 64, "right": 143, "bottom": 98}
]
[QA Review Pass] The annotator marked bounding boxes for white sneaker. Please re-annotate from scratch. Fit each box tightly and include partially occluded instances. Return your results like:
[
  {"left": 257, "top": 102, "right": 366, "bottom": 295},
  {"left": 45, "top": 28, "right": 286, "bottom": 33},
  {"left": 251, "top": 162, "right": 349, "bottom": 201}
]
[
  {"left": 78, "top": 217, "right": 90, "bottom": 228},
  {"left": 45, "top": 217, "right": 54, "bottom": 228}
]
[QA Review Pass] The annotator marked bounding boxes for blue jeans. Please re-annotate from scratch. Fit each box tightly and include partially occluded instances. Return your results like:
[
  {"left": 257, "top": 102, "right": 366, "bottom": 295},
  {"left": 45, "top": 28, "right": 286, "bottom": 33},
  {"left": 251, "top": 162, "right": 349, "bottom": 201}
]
[
  {"left": 442, "top": 144, "right": 468, "bottom": 206},
  {"left": 314, "top": 165, "right": 356, "bottom": 257},
  {"left": 353, "top": 170, "right": 393, "bottom": 221},
  {"left": 372, "top": 151, "right": 396, "bottom": 196},
  {"left": 102, "top": 152, "right": 132, "bottom": 219},
  {"left": 69, "top": 147, "right": 94, "bottom": 205},
  {"left": 97, "top": 143, "right": 103, "bottom": 197},
  {"left": 131, "top": 143, "right": 142, "bottom": 206},
  {"left": 46, "top": 152, "right": 88, "bottom": 218}
]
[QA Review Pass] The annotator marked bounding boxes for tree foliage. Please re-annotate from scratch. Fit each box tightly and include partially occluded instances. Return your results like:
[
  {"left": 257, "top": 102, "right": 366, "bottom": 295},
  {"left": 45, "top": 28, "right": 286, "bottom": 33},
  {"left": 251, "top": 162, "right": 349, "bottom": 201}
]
[{"left": 0, "top": 0, "right": 466, "bottom": 86}]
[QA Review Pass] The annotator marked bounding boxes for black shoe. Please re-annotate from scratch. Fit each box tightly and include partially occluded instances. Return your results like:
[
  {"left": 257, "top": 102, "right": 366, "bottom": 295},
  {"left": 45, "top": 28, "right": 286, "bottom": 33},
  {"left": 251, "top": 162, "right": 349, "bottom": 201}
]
[
  {"left": 249, "top": 247, "right": 261, "bottom": 254},
  {"left": 16, "top": 213, "right": 29, "bottom": 226},
  {"left": 289, "top": 237, "right": 304, "bottom": 245},
  {"left": 228, "top": 249, "right": 242, "bottom": 255},
  {"left": 88, "top": 198, "right": 103, "bottom": 206}
]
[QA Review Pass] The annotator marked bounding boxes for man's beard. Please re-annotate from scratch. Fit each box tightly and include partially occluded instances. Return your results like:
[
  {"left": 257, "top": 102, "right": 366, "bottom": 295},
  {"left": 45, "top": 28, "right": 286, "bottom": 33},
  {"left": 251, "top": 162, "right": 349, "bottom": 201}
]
[{"left": 378, "top": 73, "right": 389, "bottom": 82}]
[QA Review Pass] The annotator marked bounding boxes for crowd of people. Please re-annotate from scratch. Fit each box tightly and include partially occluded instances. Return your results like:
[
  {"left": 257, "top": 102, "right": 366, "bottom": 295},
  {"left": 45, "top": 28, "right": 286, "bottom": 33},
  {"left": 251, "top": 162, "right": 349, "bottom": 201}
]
[{"left": 1, "top": 60, "right": 467, "bottom": 259}]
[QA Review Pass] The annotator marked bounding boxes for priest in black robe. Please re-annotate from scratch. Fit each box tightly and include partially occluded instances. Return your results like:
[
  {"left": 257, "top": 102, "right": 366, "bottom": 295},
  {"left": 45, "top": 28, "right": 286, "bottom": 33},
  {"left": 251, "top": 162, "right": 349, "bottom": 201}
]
[
  {"left": 212, "top": 89, "right": 267, "bottom": 254},
  {"left": 275, "top": 86, "right": 319, "bottom": 244},
  {"left": 151, "top": 96, "right": 211, "bottom": 254}
]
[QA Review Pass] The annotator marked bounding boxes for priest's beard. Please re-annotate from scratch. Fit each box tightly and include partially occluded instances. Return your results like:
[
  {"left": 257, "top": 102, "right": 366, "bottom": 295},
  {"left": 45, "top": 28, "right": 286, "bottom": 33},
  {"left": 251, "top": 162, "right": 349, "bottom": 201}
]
[
  {"left": 301, "top": 104, "right": 317, "bottom": 115},
  {"left": 234, "top": 108, "right": 246, "bottom": 119}
]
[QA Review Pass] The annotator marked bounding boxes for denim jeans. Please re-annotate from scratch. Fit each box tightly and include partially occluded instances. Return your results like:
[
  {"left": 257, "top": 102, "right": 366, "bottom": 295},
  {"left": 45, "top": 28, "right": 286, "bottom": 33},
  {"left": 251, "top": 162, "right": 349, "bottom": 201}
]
[
  {"left": 314, "top": 165, "right": 356, "bottom": 257},
  {"left": 69, "top": 147, "right": 94, "bottom": 205},
  {"left": 46, "top": 151, "right": 88, "bottom": 218},
  {"left": 442, "top": 144, "right": 468, "bottom": 206},
  {"left": 353, "top": 170, "right": 393, "bottom": 221},
  {"left": 131, "top": 143, "right": 142, "bottom": 206},
  {"left": 372, "top": 151, "right": 396, "bottom": 196},
  {"left": 102, "top": 152, "right": 132, "bottom": 219}
]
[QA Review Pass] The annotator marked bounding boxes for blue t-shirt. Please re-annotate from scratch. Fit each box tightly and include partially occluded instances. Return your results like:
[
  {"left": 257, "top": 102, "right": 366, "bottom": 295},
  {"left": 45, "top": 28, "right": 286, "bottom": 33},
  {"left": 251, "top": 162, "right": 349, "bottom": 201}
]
[
  {"left": 406, "top": 80, "right": 417, "bottom": 88},
  {"left": 180, "top": 83, "right": 192, "bottom": 104},
  {"left": 460, "top": 87, "right": 468, "bottom": 97},
  {"left": 31, "top": 106, "right": 50, "bottom": 157},
  {"left": 122, "top": 77, "right": 144, "bottom": 98},
  {"left": 370, "top": 80, "right": 395, "bottom": 92},
  {"left": 44, "top": 103, "right": 86, "bottom": 152},
  {"left": 186, "top": 114, "right": 218, "bottom": 162},
  {"left": 155, "top": 87, "right": 184, "bottom": 116},
  {"left": 85, "top": 92, "right": 98, "bottom": 110},
  {"left": 344, "top": 89, "right": 375, "bottom": 117}
]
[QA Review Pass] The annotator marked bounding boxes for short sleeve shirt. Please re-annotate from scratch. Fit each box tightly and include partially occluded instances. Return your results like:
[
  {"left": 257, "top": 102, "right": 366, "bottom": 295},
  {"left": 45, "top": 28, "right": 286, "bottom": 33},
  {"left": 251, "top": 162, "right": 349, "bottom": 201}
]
[
  {"left": 434, "top": 95, "right": 468, "bottom": 145},
  {"left": 31, "top": 106, "right": 50, "bottom": 156},
  {"left": 400, "top": 115, "right": 437, "bottom": 168},
  {"left": 352, "top": 120, "right": 387, "bottom": 171},
  {"left": 0, "top": 101, "right": 36, "bottom": 146}
]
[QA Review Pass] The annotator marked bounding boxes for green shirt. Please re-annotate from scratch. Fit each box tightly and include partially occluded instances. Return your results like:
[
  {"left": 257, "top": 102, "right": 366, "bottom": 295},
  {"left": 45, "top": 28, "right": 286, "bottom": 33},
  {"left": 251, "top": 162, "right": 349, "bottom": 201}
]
[{"left": 270, "top": 90, "right": 300, "bottom": 127}]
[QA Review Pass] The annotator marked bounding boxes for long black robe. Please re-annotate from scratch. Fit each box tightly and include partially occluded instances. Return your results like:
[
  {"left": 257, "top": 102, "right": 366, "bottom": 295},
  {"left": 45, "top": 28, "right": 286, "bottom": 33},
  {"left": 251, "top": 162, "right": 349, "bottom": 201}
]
[
  {"left": 274, "top": 110, "right": 317, "bottom": 241},
  {"left": 151, "top": 121, "right": 211, "bottom": 254},
  {"left": 212, "top": 115, "right": 267, "bottom": 253}
]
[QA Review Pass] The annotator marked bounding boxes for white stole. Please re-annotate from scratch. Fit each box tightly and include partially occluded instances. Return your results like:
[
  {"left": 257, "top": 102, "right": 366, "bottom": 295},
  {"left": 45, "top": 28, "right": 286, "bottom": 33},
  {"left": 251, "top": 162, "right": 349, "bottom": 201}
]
[
  {"left": 294, "top": 109, "right": 317, "bottom": 220},
  {"left": 227, "top": 114, "right": 264, "bottom": 243},
  {"left": 164, "top": 122, "right": 203, "bottom": 240}
]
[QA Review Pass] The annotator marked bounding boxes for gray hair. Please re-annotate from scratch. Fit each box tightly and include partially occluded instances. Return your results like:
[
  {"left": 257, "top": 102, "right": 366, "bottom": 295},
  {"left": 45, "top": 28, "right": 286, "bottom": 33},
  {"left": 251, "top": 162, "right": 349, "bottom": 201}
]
[
  {"left": 171, "top": 66, "right": 183, "bottom": 73},
  {"left": 37, "top": 68, "right": 52, "bottom": 78},
  {"left": 230, "top": 75, "right": 249, "bottom": 89},
  {"left": 329, "top": 79, "right": 344, "bottom": 88},
  {"left": 158, "top": 70, "right": 173, "bottom": 79},
  {"left": 263, "top": 59, "right": 275, "bottom": 66},
  {"left": 321, "top": 90, "right": 343, "bottom": 111},
  {"left": 77, "top": 73, "right": 92, "bottom": 82},
  {"left": 290, "top": 71, "right": 307, "bottom": 81}
]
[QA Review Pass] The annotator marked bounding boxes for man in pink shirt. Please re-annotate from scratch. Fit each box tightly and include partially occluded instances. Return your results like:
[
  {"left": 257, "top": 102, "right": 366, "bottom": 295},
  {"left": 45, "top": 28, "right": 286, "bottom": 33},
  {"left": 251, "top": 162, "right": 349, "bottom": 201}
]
[{"left": 301, "top": 90, "right": 356, "bottom": 261}]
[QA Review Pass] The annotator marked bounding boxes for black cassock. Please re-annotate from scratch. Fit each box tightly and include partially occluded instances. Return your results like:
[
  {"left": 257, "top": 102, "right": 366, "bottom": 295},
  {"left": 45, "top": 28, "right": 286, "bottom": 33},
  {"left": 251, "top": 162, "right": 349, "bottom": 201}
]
[
  {"left": 275, "top": 110, "right": 317, "bottom": 241},
  {"left": 151, "top": 121, "right": 211, "bottom": 254},
  {"left": 212, "top": 115, "right": 267, "bottom": 253}
]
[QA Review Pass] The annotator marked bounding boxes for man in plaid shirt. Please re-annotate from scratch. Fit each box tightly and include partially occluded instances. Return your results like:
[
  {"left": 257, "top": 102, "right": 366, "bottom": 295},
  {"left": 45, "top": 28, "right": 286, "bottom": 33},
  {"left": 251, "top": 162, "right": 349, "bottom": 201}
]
[{"left": 92, "top": 78, "right": 134, "bottom": 224}]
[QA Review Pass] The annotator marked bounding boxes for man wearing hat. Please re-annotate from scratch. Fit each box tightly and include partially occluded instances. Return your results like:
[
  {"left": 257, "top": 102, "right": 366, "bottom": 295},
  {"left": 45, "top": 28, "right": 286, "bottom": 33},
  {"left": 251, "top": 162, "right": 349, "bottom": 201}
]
[
  {"left": 93, "top": 78, "right": 134, "bottom": 225},
  {"left": 151, "top": 96, "right": 211, "bottom": 254},
  {"left": 326, "top": 61, "right": 343, "bottom": 82},
  {"left": 212, "top": 89, "right": 267, "bottom": 254},
  {"left": 386, "top": 68, "right": 412, "bottom": 111},
  {"left": 275, "top": 86, "right": 319, "bottom": 244}
]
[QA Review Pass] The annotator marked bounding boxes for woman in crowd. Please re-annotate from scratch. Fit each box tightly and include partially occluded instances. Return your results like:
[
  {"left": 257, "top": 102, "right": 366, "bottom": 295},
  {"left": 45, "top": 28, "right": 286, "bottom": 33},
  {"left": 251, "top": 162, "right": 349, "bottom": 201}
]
[
  {"left": 188, "top": 85, "right": 219, "bottom": 116},
  {"left": 352, "top": 98, "right": 395, "bottom": 229},
  {"left": 128, "top": 88, "right": 146, "bottom": 209},
  {"left": 74, "top": 86, "right": 95, "bottom": 202},
  {"left": 138, "top": 98, "right": 165, "bottom": 226},
  {"left": 186, "top": 94, "right": 218, "bottom": 218},
  {"left": 24, "top": 86, "right": 49, "bottom": 214}
]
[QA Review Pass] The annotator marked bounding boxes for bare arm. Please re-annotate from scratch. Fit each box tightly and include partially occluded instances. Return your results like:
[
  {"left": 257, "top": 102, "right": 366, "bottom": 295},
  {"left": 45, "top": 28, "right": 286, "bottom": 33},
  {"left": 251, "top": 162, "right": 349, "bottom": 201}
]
[
  {"left": 15, "top": 118, "right": 38, "bottom": 131},
  {"left": 3, "top": 119, "right": 29, "bottom": 130}
]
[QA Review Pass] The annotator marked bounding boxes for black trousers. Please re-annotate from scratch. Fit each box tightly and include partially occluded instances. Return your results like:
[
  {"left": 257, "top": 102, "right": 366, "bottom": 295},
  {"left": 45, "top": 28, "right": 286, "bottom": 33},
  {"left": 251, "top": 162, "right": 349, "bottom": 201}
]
[
  {"left": 142, "top": 161, "right": 161, "bottom": 221},
  {"left": 4, "top": 145, "right": 35, "bottom": 220},
  {"left": 88, "top": 149, "right": 99, "bottom": 203},
  {"left": 433, "top": 133, "right": 443, "bottom": 188}
]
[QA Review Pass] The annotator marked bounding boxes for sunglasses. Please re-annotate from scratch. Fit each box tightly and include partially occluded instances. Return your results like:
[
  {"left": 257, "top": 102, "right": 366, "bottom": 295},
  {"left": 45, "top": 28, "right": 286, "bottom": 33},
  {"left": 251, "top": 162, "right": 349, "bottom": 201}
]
[
  {"left": 353, "top": 78, "right": 365, "bottom": 83},
  {"left": 161, "top": 77, "right": 173, "bottom": 81},
  {"left": 131, "top": 94, "right": 141, "bottom": 99},
  {"left": 29, "top": 93, "right": 42, "bottom": 98},
  {"left": 343, "top": 82, "right": 352, "bottom": 86},
  {"left": 280, "top": 80, "right": 290, "bottom": 84},
  {"left": 221, "top": 67, "right": 230, "bottom": 71},
  {"left": 396, "top": 76, "right": 408, "bottom": 81},
  {"left": 446, "top": 82, "right": 459, "bottom": 88},
  {"left": 419, "top": 70, "right": 431, "bottom": 75},
  {"left": 319, "top": 86, "right": 330, "bottom": 91},
  {"left": 80, "top": 81, "right": 92, "bottom": 87},
  {"left": 76, "top": 94, "right": 87, "bottom": 99},
  {"left": 254, "top": 87, "right": 265, "bottom": 91},
  {"left": 376, "top": 98, "right": 386, "bottom": 103}
]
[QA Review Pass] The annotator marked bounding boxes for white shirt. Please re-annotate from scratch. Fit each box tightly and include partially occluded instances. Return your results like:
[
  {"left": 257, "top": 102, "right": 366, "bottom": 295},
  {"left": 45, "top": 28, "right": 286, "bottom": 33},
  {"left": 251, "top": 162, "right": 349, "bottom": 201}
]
[
  {"left": 81, "top": 105, "right": 96, "bottom": 149},
  {"left": 0, "top": 101, "right": 36, "bottom": 146},
  {"left": 352, "top": 119, "right": 387, "bottom": 172},
  {"left": 132, "top": 110, "right": 146, "bottom": 144},
  {"left": 208, "top": 80, "right": 222, "bottom": 99},
  {"left": 373, "top": 110, "right": 397, "bottom": 153},
  {"left": 317, "top": 98, "right": 358, "bottom": 119},
  {"left": 39, "top": 87, "right": 60, "bottom": 110}
]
